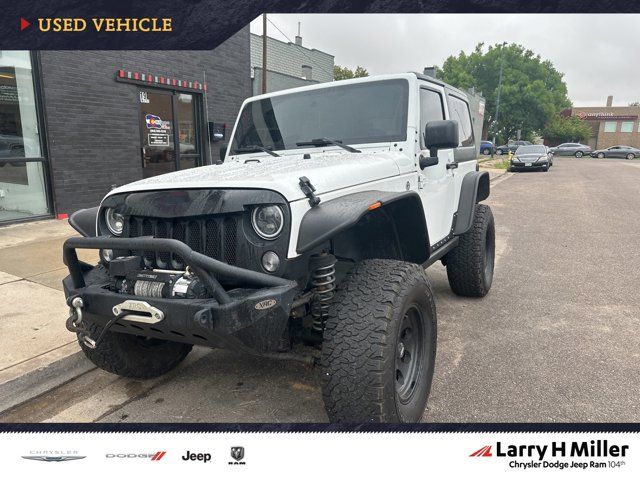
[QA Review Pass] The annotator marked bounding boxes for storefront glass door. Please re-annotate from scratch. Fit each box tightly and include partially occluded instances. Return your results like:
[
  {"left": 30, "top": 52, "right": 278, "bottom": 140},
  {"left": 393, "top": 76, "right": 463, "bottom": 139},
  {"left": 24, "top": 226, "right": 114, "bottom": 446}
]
[
  {"left": 0, "top": 51, "right": 50, "bottom": 223},
  {"left": 139, "top": 89, "right": 203, "bottom": 179}
]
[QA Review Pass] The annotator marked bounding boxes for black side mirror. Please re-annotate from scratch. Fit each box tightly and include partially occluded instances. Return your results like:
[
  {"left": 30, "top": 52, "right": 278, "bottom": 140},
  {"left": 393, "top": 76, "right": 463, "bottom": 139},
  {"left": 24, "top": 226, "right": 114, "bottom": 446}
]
[
  {"left": 425, "top": 120, "right": 459, "bottom": 153},
  {"left": 420, "top": 120, "right": 459, "bottom": 168},
  {"left": 219, "top": 145, "right": 228, "bottom": 161}
]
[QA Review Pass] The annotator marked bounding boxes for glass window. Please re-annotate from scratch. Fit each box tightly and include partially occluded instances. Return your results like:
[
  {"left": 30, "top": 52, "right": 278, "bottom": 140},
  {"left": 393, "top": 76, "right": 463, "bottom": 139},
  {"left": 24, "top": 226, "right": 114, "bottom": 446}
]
[
  {"left": 515, "top": 145, "right": 546, "bottom": 154},
  {"left": 419, "top": 88, "right": 444, "bottom": 148},
  {"left": 604, "top": 121, "right": 617, "bottom": 133},
  {"left": 176, "top": 93, "right": 200, "bottom": 170},
  {"left": 231, "top": 79, "right": 409, "bottom": 154},
  {"left": 0, "top": 51, "right": 49, "bottom": 222},
  {"left": 0, "top": 52, "right": 41, "bottom": 158},
  {"left": 621, "top": 121, "right": 634, "bottom": 133},
  {"left": 447, "top": 94, "right": 474, "bottom": 147}
]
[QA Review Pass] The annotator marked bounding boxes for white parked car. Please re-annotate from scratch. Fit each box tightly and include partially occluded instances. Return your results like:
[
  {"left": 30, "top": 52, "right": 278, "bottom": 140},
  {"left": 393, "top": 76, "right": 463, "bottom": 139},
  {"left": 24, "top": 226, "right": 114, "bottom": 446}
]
[{"left": 64, "top": 73, "right": 495, "bottom": 423}]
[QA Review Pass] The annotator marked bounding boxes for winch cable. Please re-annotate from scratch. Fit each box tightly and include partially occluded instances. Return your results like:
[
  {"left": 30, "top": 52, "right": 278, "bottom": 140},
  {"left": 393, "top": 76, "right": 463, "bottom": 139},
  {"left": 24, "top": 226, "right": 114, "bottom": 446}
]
[{"left": 78, "top": 311, "right": 128, "bottom": 350}]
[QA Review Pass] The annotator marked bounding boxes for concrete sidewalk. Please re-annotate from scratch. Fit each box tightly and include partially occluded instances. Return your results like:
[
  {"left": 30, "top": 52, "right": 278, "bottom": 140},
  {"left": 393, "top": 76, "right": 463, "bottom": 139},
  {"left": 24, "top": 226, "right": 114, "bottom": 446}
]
[{"left": 0, "top": 219, "right": 98, "bottom": 412}]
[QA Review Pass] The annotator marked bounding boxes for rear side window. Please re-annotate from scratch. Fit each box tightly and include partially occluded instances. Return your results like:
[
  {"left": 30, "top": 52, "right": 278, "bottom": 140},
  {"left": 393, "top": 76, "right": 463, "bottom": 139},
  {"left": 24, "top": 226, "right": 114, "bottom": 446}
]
[
  {"left": 447, "top": 94, "right": 474, "bottom": 147},
  {"left": 419, "top": 88, "right": 445, "bottom": 148}
]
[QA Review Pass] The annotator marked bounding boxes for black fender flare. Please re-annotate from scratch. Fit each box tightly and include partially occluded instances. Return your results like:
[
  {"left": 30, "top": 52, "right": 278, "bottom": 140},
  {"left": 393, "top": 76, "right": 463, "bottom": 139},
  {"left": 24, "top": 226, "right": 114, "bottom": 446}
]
[
  {"left": 296, "top": 190, "right": 430, "bottom": 264},
  {"left": 69, "top": 206, "right": 99, "bottom": 237},
  {"left": 453, "top": 171, "right": 490, "bottom": 236}
]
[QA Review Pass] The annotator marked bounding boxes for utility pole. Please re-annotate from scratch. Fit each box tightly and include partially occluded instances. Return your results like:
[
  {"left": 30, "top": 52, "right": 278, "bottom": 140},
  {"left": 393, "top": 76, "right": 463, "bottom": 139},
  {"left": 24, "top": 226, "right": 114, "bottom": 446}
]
[
  {"left": 262, "top": 13, "right": 267, "bottom": 94},
  {"left": 492, "top": 42, "right": 507, "bottom": 155}
]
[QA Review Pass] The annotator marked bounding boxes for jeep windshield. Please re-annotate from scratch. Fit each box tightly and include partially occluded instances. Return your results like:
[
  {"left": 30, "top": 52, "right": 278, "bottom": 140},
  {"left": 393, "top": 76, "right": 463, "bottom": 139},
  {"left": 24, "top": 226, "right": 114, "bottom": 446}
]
[{"left": 231, "top": 79, "right": 409, "bottom": 155}]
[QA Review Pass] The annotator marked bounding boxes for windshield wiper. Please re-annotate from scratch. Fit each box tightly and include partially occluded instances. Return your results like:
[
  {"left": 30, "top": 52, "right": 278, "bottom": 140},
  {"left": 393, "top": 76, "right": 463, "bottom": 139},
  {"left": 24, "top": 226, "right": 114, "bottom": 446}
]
[
  {"left": 234, "top": 145, "right": 280, "bottom": 157},
  {"left": 296, "top": 138, "right": 361, "bottom": 153}
]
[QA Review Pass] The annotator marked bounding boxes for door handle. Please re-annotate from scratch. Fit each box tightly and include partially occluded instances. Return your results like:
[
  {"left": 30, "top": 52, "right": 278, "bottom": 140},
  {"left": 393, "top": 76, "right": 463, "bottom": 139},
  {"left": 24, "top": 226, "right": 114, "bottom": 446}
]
[{"left": 446, "top": 162, "right": 459, "bottom": 170}]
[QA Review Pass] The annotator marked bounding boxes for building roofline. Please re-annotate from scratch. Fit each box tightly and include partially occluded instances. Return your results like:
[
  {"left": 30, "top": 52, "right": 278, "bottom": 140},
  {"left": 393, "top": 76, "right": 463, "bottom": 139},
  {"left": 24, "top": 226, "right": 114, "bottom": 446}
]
[{"left": 250, "top": 32, "right": 334, "bottom": 59}]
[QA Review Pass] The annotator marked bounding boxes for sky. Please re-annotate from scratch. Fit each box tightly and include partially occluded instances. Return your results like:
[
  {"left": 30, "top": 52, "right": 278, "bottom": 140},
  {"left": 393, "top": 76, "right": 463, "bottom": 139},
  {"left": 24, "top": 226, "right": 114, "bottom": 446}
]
[{"left": 250, "top": 14, "right": 639, "bottom": 107}]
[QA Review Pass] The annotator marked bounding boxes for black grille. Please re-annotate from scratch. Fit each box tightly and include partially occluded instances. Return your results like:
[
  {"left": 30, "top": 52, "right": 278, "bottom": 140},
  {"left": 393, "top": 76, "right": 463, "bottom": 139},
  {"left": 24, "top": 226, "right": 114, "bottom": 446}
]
[{"left": 127, "top": 215, "right": 240, "bottom": 269}]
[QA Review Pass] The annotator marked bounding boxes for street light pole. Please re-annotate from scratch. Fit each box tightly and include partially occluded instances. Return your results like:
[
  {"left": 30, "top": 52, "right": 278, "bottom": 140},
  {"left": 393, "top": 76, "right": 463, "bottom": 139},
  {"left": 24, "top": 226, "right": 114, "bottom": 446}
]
[
  {"left": 492, "top": 42, "right": 507, "bottom": 152},
  {"left": 262, "top": 13, "right": 267, "bottom": 94}
]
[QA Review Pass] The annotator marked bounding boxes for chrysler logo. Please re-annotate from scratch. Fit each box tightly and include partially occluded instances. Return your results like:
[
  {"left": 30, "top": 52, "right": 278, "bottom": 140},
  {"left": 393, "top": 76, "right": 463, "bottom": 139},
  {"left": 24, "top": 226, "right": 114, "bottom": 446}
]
[{"left": 22, "top": 455, "right": 86, "bottom": 462}]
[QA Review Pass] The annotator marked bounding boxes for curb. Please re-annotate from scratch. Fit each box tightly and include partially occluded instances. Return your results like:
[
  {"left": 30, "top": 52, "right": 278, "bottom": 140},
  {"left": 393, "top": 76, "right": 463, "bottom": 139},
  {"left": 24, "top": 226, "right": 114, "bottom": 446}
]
[
  {"left": 489, "top": 170, "right": 509, "bottom": 182},
  {"left": 0, "top": 347, "right": 95, "bottom": 414}
]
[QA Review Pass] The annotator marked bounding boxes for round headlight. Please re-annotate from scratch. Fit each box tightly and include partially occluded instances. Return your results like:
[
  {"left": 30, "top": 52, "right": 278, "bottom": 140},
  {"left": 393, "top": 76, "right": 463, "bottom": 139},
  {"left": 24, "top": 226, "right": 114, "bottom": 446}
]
[
  {"left": 104, "top": 207, "right": 124, "bottom": 236},
  {"left": 251, "top": 205, "right": 284, "bottom": 240}
]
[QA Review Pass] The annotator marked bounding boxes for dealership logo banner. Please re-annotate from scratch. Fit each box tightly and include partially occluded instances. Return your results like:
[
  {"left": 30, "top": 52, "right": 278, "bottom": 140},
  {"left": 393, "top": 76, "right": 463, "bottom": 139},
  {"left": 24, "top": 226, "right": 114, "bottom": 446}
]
[{"left": 1, "top": 431, "right": 639, "bottom": 478}]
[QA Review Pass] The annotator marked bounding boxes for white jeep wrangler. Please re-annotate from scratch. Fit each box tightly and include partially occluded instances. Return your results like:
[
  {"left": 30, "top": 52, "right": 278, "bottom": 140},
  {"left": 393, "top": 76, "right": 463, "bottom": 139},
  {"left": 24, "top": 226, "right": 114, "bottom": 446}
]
[{"left": 64, "top": 72, "right": 494, "bottom": 423}]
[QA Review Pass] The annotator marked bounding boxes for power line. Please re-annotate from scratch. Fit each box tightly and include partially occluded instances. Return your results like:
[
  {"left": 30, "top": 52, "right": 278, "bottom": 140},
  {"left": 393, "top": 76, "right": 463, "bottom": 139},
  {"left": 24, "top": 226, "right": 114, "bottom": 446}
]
[{"left": 265, "top": 17, "right": 335, "bottom": 80}]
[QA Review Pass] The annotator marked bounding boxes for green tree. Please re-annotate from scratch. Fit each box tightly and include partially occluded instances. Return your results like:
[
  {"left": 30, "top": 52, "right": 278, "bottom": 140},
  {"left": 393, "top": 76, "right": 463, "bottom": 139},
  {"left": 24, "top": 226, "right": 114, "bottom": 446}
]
[
  {"left": 334, "top": 65, "right": 369, "bottom": 81},
  {"left": 438, "top": 43, "right": 571, "bottom": 143},
  {"left": 543, "top": 114, "right": 592, "bottom": 144}
]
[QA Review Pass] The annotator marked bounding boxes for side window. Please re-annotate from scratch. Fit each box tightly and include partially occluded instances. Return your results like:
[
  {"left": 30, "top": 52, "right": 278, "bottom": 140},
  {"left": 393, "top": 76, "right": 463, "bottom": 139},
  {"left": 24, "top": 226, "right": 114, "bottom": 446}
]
[
  {"left": 419, "top": 88, "right": 445, "bottom": 149},
  {"left": 447, "top": 95, "right": 474, "bottom": 147}
]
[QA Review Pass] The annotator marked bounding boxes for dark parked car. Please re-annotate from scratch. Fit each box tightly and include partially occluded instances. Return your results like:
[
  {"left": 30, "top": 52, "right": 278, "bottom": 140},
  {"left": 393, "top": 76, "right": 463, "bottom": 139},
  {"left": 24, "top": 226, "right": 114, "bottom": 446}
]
[
  {"left": 550, "top": 142, "right": 592, "bottom": 157},
  {"left": 495, "top": 140, "right": 531, "bottom": 155},
  {"left": 590, "top": 145, "right": 640, "bottom": 159},
  {"left": 0, "top": 134, "right": 25, "bottom": 158},
  {"left": 479, "top": 140, "right": 495, "bottom": 155},
  {"left": 509, "top": 145, "right": 553, "bottom": 172}
]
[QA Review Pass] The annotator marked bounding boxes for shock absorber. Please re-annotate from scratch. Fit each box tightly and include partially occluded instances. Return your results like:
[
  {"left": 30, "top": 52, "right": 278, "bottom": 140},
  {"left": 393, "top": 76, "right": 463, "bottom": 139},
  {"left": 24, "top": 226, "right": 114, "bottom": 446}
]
[{"left": 310, "top": 253, "right": 337, "bottom": 332}]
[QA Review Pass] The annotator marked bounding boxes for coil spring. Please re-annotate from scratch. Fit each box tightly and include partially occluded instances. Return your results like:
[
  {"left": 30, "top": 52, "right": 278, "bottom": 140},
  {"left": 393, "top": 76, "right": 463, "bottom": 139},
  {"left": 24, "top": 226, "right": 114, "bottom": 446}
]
[{"left": 311, "top": 261, "right": 336, "bottom": 332}]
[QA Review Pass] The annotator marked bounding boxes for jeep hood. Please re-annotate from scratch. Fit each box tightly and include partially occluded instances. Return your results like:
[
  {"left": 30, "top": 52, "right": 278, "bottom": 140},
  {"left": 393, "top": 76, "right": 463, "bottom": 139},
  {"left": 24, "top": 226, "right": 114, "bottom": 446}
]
[{"left": 106, "top": 151, "right": 409, "bottom": 202}]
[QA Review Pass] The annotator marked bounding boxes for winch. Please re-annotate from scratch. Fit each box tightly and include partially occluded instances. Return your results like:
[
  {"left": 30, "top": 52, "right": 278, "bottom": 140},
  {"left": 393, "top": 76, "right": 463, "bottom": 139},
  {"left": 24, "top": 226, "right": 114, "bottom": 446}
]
[{"left": 108, "top": 255, "right": 208, "bottom": 299}]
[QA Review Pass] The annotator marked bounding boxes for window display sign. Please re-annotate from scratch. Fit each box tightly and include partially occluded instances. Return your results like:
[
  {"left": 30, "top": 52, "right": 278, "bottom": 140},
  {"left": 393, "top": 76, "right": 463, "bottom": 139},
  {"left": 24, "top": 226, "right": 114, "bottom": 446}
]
[{"left": 148, "top": 132, "right": 169, "bottom": 146}]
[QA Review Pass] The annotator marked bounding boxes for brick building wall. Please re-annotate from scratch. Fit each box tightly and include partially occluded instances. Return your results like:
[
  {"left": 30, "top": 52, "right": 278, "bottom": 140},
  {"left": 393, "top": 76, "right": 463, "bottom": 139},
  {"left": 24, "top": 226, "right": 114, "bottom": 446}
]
[
  {"left": 39, "top": 27, "right": 250, "bottom": 215},
  {"left": 250, "top": 33, "right": 334, "bottom": 84},
  {"left": 566, "top": 105, "right": 640, "bottom": 149},
  {"left": 252, "top": 67, "right": 319, "bottom": 95}
]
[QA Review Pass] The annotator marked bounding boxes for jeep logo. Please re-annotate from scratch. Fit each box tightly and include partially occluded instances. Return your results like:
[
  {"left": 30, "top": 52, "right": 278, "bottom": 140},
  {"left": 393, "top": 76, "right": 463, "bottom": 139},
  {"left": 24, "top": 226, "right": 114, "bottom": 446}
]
[{"left": 254, "top": 299, "right": 277, "bottom": 310}]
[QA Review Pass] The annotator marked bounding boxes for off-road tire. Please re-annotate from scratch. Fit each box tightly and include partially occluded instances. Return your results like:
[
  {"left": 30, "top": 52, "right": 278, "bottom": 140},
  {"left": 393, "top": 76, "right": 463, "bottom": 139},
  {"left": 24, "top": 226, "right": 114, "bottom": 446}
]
[
  {"left": 444, "top": 204, "right": 495, "bottom": 297},
  {"left": 78, "top": 320, "right": 192, "bottom": 379},
  {"left": 321, "top": 259, "right": 437, "bottom": 423}
]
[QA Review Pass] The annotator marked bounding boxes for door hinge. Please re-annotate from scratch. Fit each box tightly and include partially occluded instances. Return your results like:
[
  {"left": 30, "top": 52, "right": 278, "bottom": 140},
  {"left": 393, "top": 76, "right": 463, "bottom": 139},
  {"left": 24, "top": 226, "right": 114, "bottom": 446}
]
[{"left": 417, "top": 174, "right": 426, "bottom": 190}]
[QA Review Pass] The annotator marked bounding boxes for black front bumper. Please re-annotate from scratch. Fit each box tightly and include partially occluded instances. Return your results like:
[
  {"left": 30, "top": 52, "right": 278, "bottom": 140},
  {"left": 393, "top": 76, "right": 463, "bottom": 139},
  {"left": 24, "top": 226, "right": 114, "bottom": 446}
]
[
  {"left": 511, "top": 162, "right": 548, "bottom": 170},
  {"left": 63, "top": 236, "right": 299, "bottom": 353}
]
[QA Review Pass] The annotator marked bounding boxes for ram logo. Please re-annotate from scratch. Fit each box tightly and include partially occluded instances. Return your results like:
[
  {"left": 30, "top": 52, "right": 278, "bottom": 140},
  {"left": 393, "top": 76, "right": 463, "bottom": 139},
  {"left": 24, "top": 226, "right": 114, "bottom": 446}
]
[{"left": 254, "top": 299, "right": 277, "bottom": 310}]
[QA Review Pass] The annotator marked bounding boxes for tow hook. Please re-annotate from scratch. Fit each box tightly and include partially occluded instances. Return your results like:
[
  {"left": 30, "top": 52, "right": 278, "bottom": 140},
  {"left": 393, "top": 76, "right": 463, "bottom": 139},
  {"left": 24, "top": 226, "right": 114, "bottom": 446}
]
[{"left": 65, "top": 296, "right": 97, "bottom": 349}]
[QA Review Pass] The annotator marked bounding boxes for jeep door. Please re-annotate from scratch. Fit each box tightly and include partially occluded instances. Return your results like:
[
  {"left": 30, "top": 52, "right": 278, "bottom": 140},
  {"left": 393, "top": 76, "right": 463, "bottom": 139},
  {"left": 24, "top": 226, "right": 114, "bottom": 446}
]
[{"left": 416, "top": 83, "right": 457, "bottom": 244}]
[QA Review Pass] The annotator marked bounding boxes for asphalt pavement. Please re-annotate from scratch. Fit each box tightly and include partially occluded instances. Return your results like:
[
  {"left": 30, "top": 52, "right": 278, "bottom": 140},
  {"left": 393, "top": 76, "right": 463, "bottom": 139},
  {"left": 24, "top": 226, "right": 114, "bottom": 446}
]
[{"left": 2, "top": 157, "right": 639, "bottom": 423}]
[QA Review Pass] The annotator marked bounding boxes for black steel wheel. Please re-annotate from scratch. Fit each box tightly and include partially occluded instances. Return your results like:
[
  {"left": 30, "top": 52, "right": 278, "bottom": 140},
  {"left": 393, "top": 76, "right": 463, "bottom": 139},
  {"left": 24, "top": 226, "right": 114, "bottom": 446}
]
[{"left": 395, "top": 305, "right": 426, "bottom": 404}]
